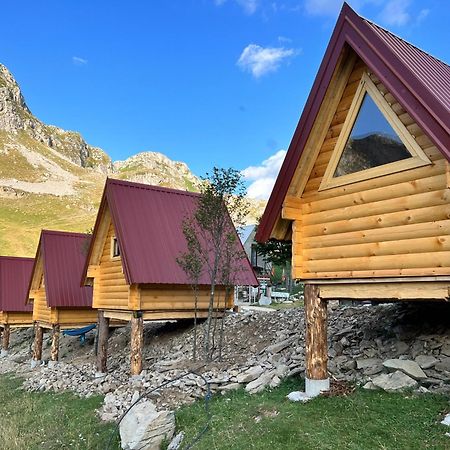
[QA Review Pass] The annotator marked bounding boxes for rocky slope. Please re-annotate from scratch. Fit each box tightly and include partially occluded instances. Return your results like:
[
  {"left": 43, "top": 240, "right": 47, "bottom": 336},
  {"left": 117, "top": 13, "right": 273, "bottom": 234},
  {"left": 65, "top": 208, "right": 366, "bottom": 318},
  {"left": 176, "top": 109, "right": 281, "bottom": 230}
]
[{"left": 0, "top": 63, "right": 260, "bottom": 256}]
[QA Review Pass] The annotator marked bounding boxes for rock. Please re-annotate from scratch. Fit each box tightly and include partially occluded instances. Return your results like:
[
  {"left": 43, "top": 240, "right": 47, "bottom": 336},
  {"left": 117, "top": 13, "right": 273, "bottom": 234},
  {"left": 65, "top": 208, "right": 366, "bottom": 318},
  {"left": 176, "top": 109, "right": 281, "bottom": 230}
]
[
  {"left": 119, "top": 402, "right": 175, "bottom": 450},
  {"left": 441, "top": 414, "right": 450, "bottom": 426},
  {"left": 414, "top": 355, "right": 439, "bottom": 370},
  {"left": 287, "top": 391, "right": 311, "bottom": 402},
  {"left": 167, "top": 432, "right": 185, "bottom": 450},
  {"left": 372, "top": 371, "right": 418, "bottom": 392},
  {"left": 356, "top": 358, "right": 382, "bottom": 370},
  {"left": 245, "top": 371, "right": 273, "bottom": 394},
  {"left": 362, "top": 381, "right": 377, "bottom": 390},
  {"left": 236, "top": 366, "right": 263, "bottom": 383},
  {"left": 265, "top": 338, "right": 294, "bottom": 354},
  {"left": 382, "top": 359, "right": 427, "bottom": 380},
  {"left": 435, "top": 357, "right": 450, "bottom": 373},
  {"left": 440, "top": 343, "right": 450, "bottom": 357}
]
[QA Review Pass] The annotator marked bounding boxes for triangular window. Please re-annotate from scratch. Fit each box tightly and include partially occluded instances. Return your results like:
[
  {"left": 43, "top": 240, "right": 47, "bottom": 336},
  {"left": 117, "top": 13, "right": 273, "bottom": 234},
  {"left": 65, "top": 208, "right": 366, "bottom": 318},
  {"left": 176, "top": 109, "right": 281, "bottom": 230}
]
[{"left": 320, "top": 73, "right": 431, "bottom": 190}]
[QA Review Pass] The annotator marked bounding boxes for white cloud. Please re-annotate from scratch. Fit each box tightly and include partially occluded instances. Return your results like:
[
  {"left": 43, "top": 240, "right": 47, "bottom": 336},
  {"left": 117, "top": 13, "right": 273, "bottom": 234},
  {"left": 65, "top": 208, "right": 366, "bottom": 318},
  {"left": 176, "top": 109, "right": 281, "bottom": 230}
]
[
  {"left": 72, "top": 56, "right": 88, "bottom": 66},
  {"left": 379, "top": 0, "right": 411, "bottom": 26},
  {"left": 242, "top": 150, "right": 286, "bottom": 199},
  {"left": 416, "top": 7, "right": 429, "bottom": 23},
  {"left": 237, "top": 44, "right": 297, "bottom": 78},
  {"left": 215, "top": 0, "right": 259, "bottom": 14}
]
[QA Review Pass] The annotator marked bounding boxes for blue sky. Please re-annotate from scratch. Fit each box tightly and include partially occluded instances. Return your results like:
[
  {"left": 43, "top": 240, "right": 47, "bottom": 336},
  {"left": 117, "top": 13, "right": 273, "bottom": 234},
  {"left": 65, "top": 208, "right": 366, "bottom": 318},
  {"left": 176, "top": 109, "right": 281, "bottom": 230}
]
[{"left": 2, "top": 0, "right": 449, "bottom": 198}]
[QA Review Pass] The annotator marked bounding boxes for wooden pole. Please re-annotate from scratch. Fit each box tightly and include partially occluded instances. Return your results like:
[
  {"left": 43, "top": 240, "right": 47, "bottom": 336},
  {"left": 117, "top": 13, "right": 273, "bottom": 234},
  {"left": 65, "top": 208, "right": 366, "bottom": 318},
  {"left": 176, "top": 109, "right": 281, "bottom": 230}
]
[
  {"left": 97, "top": 310, "right": 110, "bottom": 373},
  {"left": 50, "top": 325, "right": 60, "bottom": 362},
  {"left": 304, "top": 284, "right": 329, "bottom": 396},
  {"left": 2, "top": 324, "right": 10, "bottom": 352},
  {"left": 33, "top": 324, "right": 44, "bottom": 361},
  {"left": 130, "top": 312, "right": 144, "bottom": 376}
]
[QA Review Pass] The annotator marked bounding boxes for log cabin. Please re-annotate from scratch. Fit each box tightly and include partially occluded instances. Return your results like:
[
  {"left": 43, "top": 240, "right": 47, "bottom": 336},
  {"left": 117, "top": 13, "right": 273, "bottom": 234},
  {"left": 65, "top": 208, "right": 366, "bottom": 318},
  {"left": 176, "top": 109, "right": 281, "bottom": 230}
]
[
  {"left": 256, "top": 3, "right": 450, "bottom": 397},
  {"left": 0, "top": 256, "right": 34, "bottom": 356},
  {"left": 83, "top": 178, "right": 257, "bottom": 375},
  {"left": 28, "top": 230, "right": 97, "bottom": 366}
]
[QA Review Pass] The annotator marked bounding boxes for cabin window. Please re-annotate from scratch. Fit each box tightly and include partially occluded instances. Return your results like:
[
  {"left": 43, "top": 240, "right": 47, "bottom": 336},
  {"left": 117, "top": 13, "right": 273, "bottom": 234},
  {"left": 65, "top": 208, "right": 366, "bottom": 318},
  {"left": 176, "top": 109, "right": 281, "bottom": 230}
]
[
  {"left": 112, "top": 237, "right": 120, "bottom": 258},
  {"left": 319, "top": 72, "right": 431, "bottom": 191}
]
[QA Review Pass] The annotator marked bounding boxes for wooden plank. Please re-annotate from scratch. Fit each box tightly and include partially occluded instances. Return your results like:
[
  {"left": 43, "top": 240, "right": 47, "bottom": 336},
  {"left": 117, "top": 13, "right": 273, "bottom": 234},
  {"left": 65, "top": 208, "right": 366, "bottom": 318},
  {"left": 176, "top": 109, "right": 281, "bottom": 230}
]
[
  {"left": 302, "top": 267, "right": 450, "bottom": 279},
  {"left": 319, "top": 282, "right": 450, "bottom": 300}
]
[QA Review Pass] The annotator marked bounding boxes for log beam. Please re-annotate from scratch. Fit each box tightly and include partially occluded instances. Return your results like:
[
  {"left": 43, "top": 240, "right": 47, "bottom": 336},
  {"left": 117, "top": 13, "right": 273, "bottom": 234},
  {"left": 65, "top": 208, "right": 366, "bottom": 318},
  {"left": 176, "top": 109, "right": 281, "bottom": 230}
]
[
  {"left": 304, "top": 284, "right": 329, "bottom": 397},
  {"left": 33, "top": 324, "right": 44, "bottom": 363},
  {"left": 1, "top": 324, "right": 10, "bottom": 356},
  {"left": 130, "top": 312, "right": 144, "bottom": 376},
  {"left": 97, "top": 310, "right": 110, "bottom": 373},
  {"left": 50, "top": 325, "right": 60, "bottom": 363}
]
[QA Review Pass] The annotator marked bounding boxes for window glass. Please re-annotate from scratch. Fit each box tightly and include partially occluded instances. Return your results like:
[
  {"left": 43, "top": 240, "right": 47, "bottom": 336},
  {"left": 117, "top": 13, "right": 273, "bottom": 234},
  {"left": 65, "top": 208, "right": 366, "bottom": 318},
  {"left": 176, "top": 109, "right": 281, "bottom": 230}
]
[
  {"left": 334, "top": 93, "right": 411, "bottom": 177},
  {"left": 112, "top": 237, "right": 120, "bottom": 257}
]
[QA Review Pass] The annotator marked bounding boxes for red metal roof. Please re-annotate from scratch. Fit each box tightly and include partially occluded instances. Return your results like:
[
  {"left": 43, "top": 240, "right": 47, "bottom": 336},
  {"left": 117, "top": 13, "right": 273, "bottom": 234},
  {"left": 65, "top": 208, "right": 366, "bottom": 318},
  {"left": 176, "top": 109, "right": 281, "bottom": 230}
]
[
  {"left": 256, "top": 3, "right": 450, "bottom": 242},
  {"left": 0, "top": 256, "right": 34, "bottom": 313},
  {"left": 87, "top": 178, "right": 258, "bottom": 286},
  {"left": 37, "top": 230, "right": 93, "bottom": 308}
]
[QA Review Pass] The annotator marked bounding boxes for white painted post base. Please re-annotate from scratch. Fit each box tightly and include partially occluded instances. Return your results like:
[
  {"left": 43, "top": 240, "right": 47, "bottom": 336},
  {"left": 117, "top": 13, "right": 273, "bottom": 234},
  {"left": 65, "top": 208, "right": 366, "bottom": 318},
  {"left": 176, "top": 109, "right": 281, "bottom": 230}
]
[
  {"left": 48, "top": 360, "right": 58, "bottom": 369},
  {"left": 30, "top": 359, "right": 42, "bottom": 369},
  {"left": 305, "top": 377, "right": 330, "bottom": 397},
  {"left": 0, "top": 349, "right": 8, "bottom": 358}
]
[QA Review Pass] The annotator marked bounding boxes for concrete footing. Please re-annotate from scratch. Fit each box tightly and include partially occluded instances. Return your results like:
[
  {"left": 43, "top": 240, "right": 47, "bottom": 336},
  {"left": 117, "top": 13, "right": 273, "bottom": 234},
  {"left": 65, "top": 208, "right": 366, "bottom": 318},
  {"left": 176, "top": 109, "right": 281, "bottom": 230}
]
[
  {"left": 30, "top": 359, "right": 42, "bottom": 369},
  {"left": 305, "top": 377, "right": 330, "bottom": 397},
  {"left": 0, "top": 349, "right": 8, "bottom": 358},
  {"left": 48, "top": 360, "right": 58, "bottom": 369}
]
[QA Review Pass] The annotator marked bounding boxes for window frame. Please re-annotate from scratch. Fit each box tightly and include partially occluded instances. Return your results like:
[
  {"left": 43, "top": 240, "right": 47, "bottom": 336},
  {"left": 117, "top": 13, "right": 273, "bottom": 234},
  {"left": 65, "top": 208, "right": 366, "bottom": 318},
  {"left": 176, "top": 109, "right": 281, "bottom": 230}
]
[
  {"left": 319, "top": 72, "right": 431, "bottom": 191},
  {"left": 111, "top": 236, "right": 121, "bottom": 259}
]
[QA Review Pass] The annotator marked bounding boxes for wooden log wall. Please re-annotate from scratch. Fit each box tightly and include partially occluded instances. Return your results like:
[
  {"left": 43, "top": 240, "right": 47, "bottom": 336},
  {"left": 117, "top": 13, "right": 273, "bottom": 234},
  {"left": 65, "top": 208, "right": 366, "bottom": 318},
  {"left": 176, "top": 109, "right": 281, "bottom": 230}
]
[
  {"left": 291, "top": 58, "right": 450, "bottom": 279},
  {"left": 57, "top": 308, "right": 97, "bottom": 326},
  {"left": 32, "top": 287, "right": 54, "bottom": 323},
  {"left": 92, "top": 221, "right": 130, "bottom": 310},
  {"left": 140, "top": 285, "right": 233, "bottom": 311},
  {"left": 1, "top": 312, "right": 33, "bottom": 325}
]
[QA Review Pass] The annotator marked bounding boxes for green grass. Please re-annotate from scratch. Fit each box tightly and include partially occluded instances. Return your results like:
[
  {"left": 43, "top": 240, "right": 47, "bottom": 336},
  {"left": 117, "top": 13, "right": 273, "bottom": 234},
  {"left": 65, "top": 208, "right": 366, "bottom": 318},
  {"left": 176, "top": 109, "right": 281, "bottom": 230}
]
[
  {"left": 174, "top": 379, "right": 450, "bottom": 450},
  {"left": 0, "top": 374, "right": 120, "bottom": 450}
]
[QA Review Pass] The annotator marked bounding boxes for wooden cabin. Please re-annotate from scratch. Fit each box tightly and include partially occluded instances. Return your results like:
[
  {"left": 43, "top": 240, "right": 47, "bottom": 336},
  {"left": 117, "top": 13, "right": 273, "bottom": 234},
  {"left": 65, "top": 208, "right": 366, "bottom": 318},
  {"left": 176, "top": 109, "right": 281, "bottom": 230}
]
[
  {"left": 83, "top": 178, "right": 257, "bottom": 375},
  {"left": 0, "top": 256, "right": 34, "bottom": 356},
  {"left": 256, "top": 3, "right": 450, "bottom": 397},
  {"left": 28, "top": 230, "right": 97, "bottom": 366}
]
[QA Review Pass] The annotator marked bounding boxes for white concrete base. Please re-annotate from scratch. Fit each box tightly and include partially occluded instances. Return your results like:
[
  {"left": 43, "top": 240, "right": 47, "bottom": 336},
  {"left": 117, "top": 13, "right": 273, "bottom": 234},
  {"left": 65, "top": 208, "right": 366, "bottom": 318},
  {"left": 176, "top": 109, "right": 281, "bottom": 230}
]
[
  {"left": 305, "top": 377, "right": 330, "bottom": 397},
  {"left": 0, "top": 349, "right": 8, "bottom": 358},
  {"left": 30, "top": 359, "right": 42, "bottom": 369},
  {"left": 48, "top": 360, "right": 58, "bottom": 369}
]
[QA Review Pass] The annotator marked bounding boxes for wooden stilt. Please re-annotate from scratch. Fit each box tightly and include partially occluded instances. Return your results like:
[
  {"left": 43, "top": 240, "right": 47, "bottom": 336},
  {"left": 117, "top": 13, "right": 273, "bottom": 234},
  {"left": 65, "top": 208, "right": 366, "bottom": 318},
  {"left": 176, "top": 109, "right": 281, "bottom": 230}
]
[
  {"left": 50, "top": 325, "right": 60, "bottom": 362},
  {"left": 97, "top": 310, "right": 110, "bottom": 373},
  {"left": 304, "top": 284, "right": 329, "bottom": 395},
  {"left": 2, "top": 324, "right": 10, "bottom": 351},
  {"left": 33, "top": 324, "right": 44, "bottom": 361},
  {"left": 130, "top": 312, "right": 144, "bottom": 376}
]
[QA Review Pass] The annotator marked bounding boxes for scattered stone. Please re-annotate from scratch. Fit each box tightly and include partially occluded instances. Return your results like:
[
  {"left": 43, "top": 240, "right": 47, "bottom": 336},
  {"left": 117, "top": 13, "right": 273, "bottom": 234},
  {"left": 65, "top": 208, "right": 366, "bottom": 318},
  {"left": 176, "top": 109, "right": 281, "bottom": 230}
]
[
  {"left": 382, "top": 359, "right": 427, "bottom": 380},
  {"left": 236, "top": 366, "right": 263, "bottom": 383},
  {"left": 167, "top": 432, "right": 185, "bottom": 450},
  {"left": 414, "top": 355, "right": 439, "bottom": 370},
  {"left": 441, "top": 414, "right": 450, "bottom": 426},
  {"left": 362, "top": 381, "right": 377, "bottom": 390},
  {"left": 372, "top": 371, "right": 418, "bottom": 392}
]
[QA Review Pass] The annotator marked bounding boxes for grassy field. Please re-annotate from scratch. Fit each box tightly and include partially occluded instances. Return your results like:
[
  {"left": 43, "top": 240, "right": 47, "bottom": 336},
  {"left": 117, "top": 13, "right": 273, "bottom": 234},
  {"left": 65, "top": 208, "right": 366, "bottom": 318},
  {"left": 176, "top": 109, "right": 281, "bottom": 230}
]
[
  {"left": 0, "top": 374, "right": 120, "bottom": 450},
  {"left": 174, "top": 379, "right": 450, "bottom": 450}
]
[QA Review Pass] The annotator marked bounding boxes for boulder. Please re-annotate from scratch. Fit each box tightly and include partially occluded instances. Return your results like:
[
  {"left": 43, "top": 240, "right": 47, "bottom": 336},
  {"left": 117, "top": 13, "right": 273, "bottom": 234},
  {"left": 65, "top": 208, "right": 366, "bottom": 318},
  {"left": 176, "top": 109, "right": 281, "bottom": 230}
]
[
  {"left": 414, "top": 355, "right": 439, "bottom": 370},
  {"left": 236, "top": 366, "right": 263, "bottom": 383},
  {"left": 245, "top": 371, "right": 273, "bottom": 394},
  {"left": 265, "top": 338, "right": 294, "bottom": 354},
  {"left": 435, "top": 357, "right": 450, "bottom": 373},
  {"left": 372, "top": 371, "right": 418, "bottom": 392},
  {"left": 119, "top": 401, "right": 175, "bottom": 450},
  {"left": 382, "top": 359, "right": 427, "bottom": 380}
]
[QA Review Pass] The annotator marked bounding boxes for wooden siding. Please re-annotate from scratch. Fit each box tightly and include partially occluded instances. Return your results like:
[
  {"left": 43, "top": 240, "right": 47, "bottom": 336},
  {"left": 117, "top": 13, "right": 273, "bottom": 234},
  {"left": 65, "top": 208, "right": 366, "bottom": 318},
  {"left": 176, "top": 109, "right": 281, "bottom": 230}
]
[
  {"left": 32, "top": 287, "right": 55, "bottom": 323},
  {"left": 290, "top": 58, "right": 450, "bottom": 279},
  {"left": 92, "top": 220, "right": 130, "bottom": 310},
  {"left": 57, "top": 308, "right": 97, "bottom": 328},
  {"left": 0, "top": 311, "right": 33, "bottom": 326},
  {"left": 140, "top": 285, "right": 233, "bottom": 311}
]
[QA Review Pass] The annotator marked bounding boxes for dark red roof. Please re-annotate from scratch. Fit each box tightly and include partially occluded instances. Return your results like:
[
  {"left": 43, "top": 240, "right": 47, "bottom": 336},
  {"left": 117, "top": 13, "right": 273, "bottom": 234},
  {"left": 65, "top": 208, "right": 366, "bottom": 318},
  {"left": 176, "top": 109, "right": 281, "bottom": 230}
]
[
  {"left": 256, "top": 3, "right": 450, "bottom": 242},
  {"left": 87, "top": 178, "right": 258, "bottom": 286},
  {"left": 0, "top": 256, "right": 34, "bottom": 313},
  {"left": 36, "top": 230, "right": 93, "bottom": 308}
]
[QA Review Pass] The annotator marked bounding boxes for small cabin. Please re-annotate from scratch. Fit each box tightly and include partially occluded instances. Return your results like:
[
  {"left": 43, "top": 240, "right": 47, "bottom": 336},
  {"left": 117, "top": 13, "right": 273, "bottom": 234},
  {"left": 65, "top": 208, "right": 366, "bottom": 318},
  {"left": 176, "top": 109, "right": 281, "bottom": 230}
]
[
  {"left": 83, "top": 178, "right": 257, "bottom": 375},
  {"left": 0, "top": 256, "right": 34, "bottom": 355},
  {"left": 256, "top": 3, "right": 450, "bottom": 397},
  {"left": 28, "top": 230, "right": 97, "bottom": 365}
]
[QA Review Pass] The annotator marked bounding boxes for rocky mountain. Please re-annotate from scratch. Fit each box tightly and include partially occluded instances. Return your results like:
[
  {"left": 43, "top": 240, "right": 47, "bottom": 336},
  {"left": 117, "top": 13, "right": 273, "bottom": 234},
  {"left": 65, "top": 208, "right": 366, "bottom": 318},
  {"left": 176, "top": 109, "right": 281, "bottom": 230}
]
[{"left": 0, "top": 64, "right": 263, "bottom": 256}]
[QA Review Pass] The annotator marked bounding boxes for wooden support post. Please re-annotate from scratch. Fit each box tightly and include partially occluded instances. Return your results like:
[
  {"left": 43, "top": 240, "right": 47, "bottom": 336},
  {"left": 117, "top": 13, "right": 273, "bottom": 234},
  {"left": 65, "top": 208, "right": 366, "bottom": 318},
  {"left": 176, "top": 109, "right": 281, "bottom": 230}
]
[
  {"left": 1, "top": 324, "right": 10, "bottom": 354},
  {"left": 33, "top": 324, "right": 44, "bottom": 362},
  {"left": 304, "top": 284, "right": 329, "bottom": 397},
  {"left": 50, "top": 325, "right": 60, "bottom": 362},
  {"left": 97, "top": 310, "right": 110, "bottom": 373},
  {"left": 130, "top": 312, "right": 144, "bottom": 376}
]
